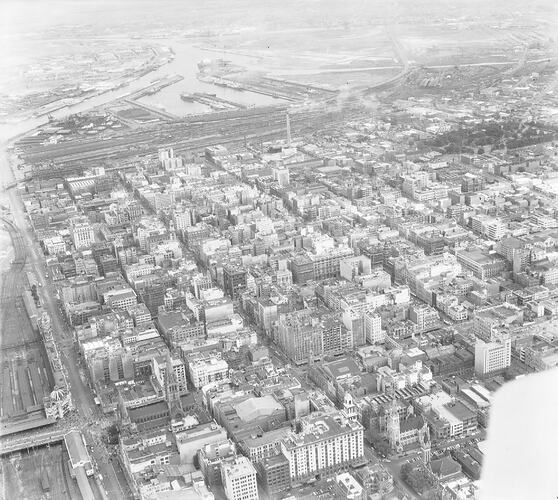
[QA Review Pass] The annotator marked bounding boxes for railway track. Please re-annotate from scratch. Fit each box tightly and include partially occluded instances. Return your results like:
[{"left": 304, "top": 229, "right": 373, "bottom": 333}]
[{"left": 19, "top": 106, "right": 339, "bottom": 169}]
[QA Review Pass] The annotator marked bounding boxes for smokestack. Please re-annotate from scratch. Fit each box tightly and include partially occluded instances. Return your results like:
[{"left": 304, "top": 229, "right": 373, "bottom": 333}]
[{"left": 286, "top": 111, "right": 291, "bottom": 147}]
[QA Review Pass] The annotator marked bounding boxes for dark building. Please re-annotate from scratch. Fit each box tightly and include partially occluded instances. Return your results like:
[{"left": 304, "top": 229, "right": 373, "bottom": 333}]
[
  {"left": 257, "top": 453, "right": 291, "bottom": 498},
  {"left": 60, "top": 257, "right": 77, "bottom": 278},
  {"left": 223, "top": 265, "right": 247, "bottom": 300},
  {"left": 138, "top": 283, "right": 168, "bottom": 317},
  {"left": 359, "top": 243, "right": 385, "bottom": 268},
  {"left": 290, "top": 255, "right": 314, "bottom": 284},
  {"left": 461, "top": 173, "right": 485, "bottom": 194},
  {"left": 99, "top": 254, "right": 119, "bottom": 276},
  {"left": 127, "top": 400, "right": 170, "bottom": 432},
  {"left": 416, "top": 233, "right": 445, "bottom": 256}
]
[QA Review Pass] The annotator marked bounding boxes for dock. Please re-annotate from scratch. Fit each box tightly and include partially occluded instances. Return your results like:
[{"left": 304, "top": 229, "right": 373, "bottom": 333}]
[
  {"left": 180, "top": 92, "right": 248, "bottom": 111},
  {"left": 121, "top": 99, "right": 179, "bottom": 121},
  {"left": 127, "top": 74, "right": 184, "bottom": 100}
]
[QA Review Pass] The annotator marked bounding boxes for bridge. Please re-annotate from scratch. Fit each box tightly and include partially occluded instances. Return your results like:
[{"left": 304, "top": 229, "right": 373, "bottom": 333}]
[
  {"left": 2, "top": 181, "right": 18, "bottom": 190},
  {"left": 0, "top": 428, "right": 72, "bottom": 456}
]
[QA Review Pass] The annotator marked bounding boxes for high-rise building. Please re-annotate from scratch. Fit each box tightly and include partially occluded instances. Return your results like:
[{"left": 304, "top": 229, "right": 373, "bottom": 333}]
[
  {"left": 223, "top": 265, "right": 247, "bottom": 300},
  {"left": 474, "top": 336, "right": 512, "bottom": 376},
  {"left": 71, "top": 220, "right": 95, "bottom": 250},
  {"left": 257, "top": 454, "right": 291, "bottom": 498},
  {"left": 276, "top": 309, "right": 352, "bottom": 365},
  {"left": 273, "top": 167, "right": 290, "bottom": 187},
  {"left": 198, "top": 440, "right": 237, "bottom": 486},
  {"left": 221, "top": 456, "right": 259, "bottom": 500},
  {"left": 364, "top": 312, "right": 383, "bottom": 344},
  {"left": 164, "top": 354, "right": 184, "bottom": 420}
]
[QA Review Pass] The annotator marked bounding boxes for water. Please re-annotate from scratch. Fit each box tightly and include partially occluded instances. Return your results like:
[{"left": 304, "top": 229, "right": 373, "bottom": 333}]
[{"left": 137, "top": 39, "right": 285, "bottom": 116}]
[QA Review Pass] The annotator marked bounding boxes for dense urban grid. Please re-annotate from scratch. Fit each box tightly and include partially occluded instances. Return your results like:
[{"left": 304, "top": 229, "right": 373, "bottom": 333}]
[{"left": 2, "top": 2, "right": 558, "bottom": 500}]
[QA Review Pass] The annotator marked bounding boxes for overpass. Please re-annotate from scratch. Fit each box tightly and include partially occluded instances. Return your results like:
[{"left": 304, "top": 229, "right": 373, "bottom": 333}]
[{"left": 2, "top": 180, "right": 18, "bottom": 190}]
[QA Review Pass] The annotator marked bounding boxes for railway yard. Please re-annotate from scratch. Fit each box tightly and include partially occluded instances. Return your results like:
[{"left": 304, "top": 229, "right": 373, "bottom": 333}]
[
  {"left": 1, "top": 444, "right": 82, "bottom": 500},
  {"left": 15, "top": 104, "right": 358, "bottom": 179},
  {"left": 0, "top": 217, "right": 54, "bottom": 436}
]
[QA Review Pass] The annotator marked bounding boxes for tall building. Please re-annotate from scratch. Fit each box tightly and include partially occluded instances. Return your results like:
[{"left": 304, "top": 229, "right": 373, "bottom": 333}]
[
  {"left": 71, "top": 220, "right": 95, "bottom": 250},
  {"left": 386, "top": 400, "right": 401, "bottom": 451},
  {"left": 82, "top": 337, "right": 134, "bottom": 384},
  {"left": 409, "top": 304, "right": 439, "bottom": 333},
  {"left": 474, "top": 336, "right": 512, "bottom": 377},
  {"left": 364, "top": 312, "right": 383, "bottom": 344},
  {"left": 198, "top": 440, "right": 237, "bottom": 486},
  {"left": 257, "top": 454, "right": 291, "bottom": 498},
  {"left": 221, "top": 456, "right": 259, "bottom": 500},
  {"left": 273, "top": 167, "right": 290, "bottom": 187},
  {"left": 223, "top": 265, "right": 247, "bottom": 300},
  {"left": 164, "top": 354, "right": 184, "bottom": 420},
  {"left": 276, "top": 309, "right": 351, "bottom": 365},
  {"left": 280, "top": 411, "right": 364, "bottom": 480}
]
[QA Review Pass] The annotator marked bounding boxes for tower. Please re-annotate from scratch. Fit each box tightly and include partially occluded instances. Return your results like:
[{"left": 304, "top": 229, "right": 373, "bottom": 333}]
[
  {"left": 419, "top": 423, "right": 431, "bottom": 465},
  {"left": 165, "top": 354, "right": 184, "bottom": 420},
  {"left": 286, "top": 111, "right": 291, "bottom": 147},
  {"left": 386, "top": 399, "right": 400, "bottom": 451},
  {"left": 168, "top": 219, "right": 176, "bottom": 241}
]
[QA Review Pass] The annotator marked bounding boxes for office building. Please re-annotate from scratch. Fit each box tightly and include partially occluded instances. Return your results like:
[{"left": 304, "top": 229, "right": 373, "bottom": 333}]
[
  {"left": 257, "top": 454, "right": 291, "bottom": 498},
  {"left": 221, "top": 456, "right": 259, "bottom": 500},
  {"left": 71, "top": 220, "right": 95, "bottom": 250},
  {"left": 280, "top": 411, "right": 364, "bottom": 480},
  {"left": 187, "top": 351, "right": 230, "bottom": 389},
  {"left": 475, "top": 337, "right": 512, "bottom": 377}
]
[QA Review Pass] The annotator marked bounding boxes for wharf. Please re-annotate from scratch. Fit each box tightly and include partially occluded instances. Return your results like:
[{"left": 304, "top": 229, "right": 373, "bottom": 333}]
[{"left": 180, "top": 92, "right": 248, "bottom": 111}]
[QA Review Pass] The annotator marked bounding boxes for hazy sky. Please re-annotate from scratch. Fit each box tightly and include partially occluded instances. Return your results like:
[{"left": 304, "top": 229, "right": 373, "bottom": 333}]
[{"left": 1, "top": 0, "right": 556, "bottom": 36}]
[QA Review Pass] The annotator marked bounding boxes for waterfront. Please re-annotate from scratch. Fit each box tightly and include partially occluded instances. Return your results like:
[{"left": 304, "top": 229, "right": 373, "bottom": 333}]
[
  {"left": 136, "top": 39, "right": 287, "bottom": 116},
  {"left": 0, "top": 36, "right": 288, "bottom": 143}
]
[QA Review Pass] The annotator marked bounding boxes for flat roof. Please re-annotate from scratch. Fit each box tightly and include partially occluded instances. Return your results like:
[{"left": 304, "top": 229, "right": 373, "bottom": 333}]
[{"left": 64, "top": 430, "right": 90, "bottom": 468}]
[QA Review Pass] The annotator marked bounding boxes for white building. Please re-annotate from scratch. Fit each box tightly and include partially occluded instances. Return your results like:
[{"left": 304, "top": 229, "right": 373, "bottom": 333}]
[
  {"left": 71, "top": 221, "right": 94, "bottom": 250},
  {"left": 103, "top": 288, "right": 137, "bottom": 311},
  {"left": 280, "top": 411, "right": 364, "bottom": 480},
  {"left": 475, "top": 336, "right": 512, "bottom": 376},
  {"left": 221, "top": 456, "right": 259, "bottom": 500},
  {"left": 188, "top": 352, "right": 230, "bottom": 389},
  {"left": 43, "top": 235, "right": 66, "bottom": 255},
  {"left": 364, "top": 312, "right": 384, "bottom": 344}
]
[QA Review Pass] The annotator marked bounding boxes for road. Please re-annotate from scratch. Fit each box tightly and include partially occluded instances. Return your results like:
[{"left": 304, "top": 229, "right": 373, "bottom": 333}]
[
  {"left": 378, "top": 429, "right": 486, "bottom": 500},
  {"left": 364, "top": 440, "right": 421, "bottom": 499},
  {"left": 0, "top": 145, "right": 131, "bottom": 499}
]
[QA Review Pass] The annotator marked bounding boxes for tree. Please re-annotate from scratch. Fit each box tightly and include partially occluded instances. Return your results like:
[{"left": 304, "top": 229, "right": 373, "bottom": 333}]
[
  {"left": 106, "top": 424, "right": 119, "bottom": 445},
  {"left": 370, "top": 433, "right": 391, "bottom": 457}
]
